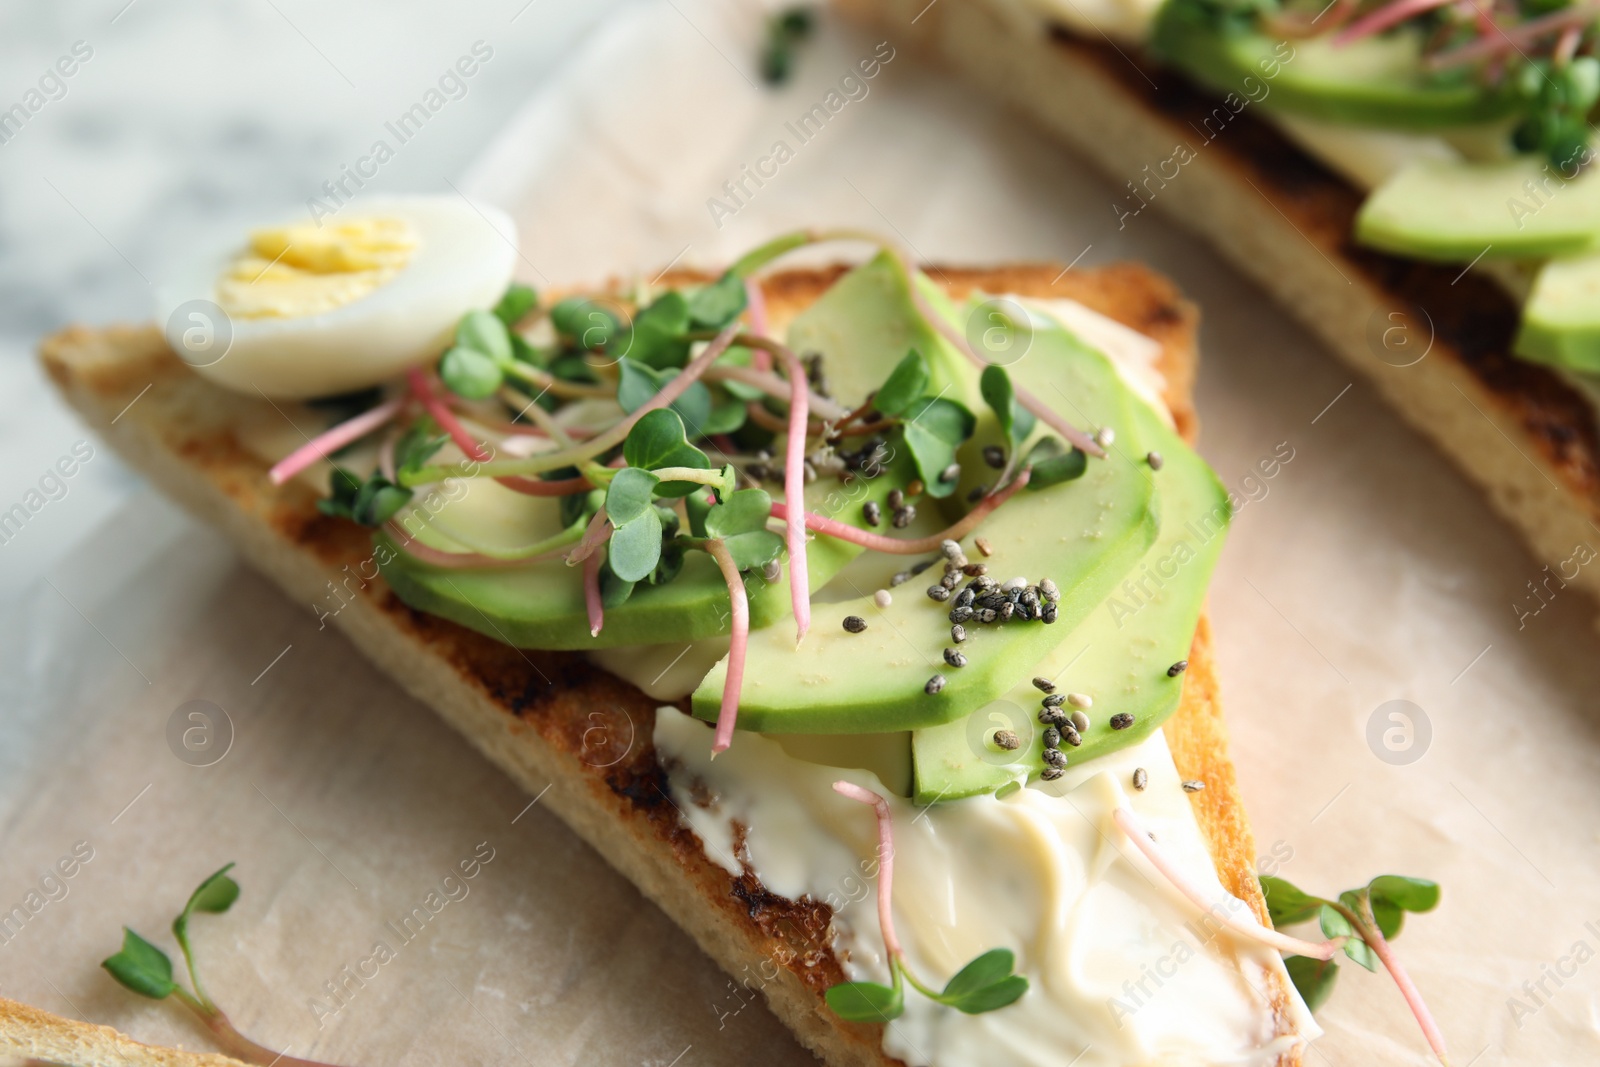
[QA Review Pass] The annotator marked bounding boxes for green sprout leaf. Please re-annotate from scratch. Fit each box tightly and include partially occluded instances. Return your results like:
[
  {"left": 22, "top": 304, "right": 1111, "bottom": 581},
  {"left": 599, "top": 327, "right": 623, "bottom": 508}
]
[
  {"left": 618, "top": 291, "right": 691, "bottom": 369},
  {"left": 873, "top": 350, "right": 930, "bottom": 417},
  {"left": 1259, "top": 875, "right": 1326, "bottom": 928},
  {"left": 550, "top": 297, "right": 622, "bottom": 351},
  {"left": 979, "top": 364, "right": 1036, "bottom": 458},
  {"left": 608, "top": 508, "right": 664, "bottom": 582},
  {"left": 687, "top": 271, "right": 748, "bottom": 330},
  {"left": 760, "top": 5, "right": 815, "bottom": 85},
  {"left": 1320, "top": 904, "right": 1378, "bottom": 972},
  {"left": 901, "top": 396, "right": 975, "bottom": 499},
  {"left": 1284, "top": 955, "right": 1340, "bottom": 1014},
  {"left": 623, "top": 410, "right": 712, "bottom": 491},
  {"left": 686, "top": 487, "right": 717, "bottom": 538},
  {"left": 605, "top": 467, "right": 660, "bottom": 525},
  {"left": 319, "top": 468, "right": 412, "bottom": 528},
  {"left": 493, "top": 283, "right": 539, "bottom": 327},
  {"left": 440, "top": 345, "right": 505, "bottom": 400},
  {"left": 714, "top": 346, "right": 766, "bottom": 401},
  {"left": 394, "top": 420, "right": 448, "bottom": 480},
  {"left": 172, "top": 863, "right": 239, "bottom": 1010},
  {"left": 935, "top": 948, "right": 1030, "bottom": 1014},
  {"left": 703, "top": 396, "right": 749, "bottom": 435},
  {"left": 102, "top": 928, "right": 176, "bottom": 1000},
  {"left": 704, "top": 487, "right": 782, "bottom": 570},
  {"left": 825, "top": 980, "right": 904, "bottom": 1022},
  {"left": 1367, "top": 875, "right": 1440, "bottom": 916},
  {"left": 617, "top": 358, "right": 713, "bottom": 437},
  {"left": 1028, "top": 446, "right": 1087, "bottom": 490},
  {"left": 456, "top": 309, "right": 513, "bottom": 364}
]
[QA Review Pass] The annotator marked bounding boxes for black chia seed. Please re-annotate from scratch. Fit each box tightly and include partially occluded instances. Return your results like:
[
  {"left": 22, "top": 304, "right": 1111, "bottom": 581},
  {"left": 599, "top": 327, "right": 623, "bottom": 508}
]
[
  {"left": 1040, "top": 766, "right": 1063, "bottom": 781},
  {"left": 1110, "top": 712, "right": 1135, "bottom": 730},
  {"left": 925, "top": 674, "right": 947, "bottom": 695},
  {"left": 1060, "top": 724, "right": 1082, "bottom": 747},
  {"left": 1133, "top": 767, "right": 1149, "bottom": 791},
  {"left": 1042, "top": 693, "right": 1066, "bottom": 708},
  {"left": 951, "top": 623, "right": 967, "bottom": 643},
  {"left": 863, "top": 501, "right": 882, "bottom": 527},
  {"left": 1168, "top": 659, "right": 1189, "bottom": 677},
  {"left": 926, "top": 584, "right": 951, "bottom": 603},
  {"left": 983, "top": 445, "right": 1006, "bottom": 469},
  {"left": 1043, "top": 748, "right": 1068, "bottom": 768},
  {"left": 888, "top": 488, "right": 904, "bottom": 509},
  {"left": 1032, "top": 677, "right": 1056, "bottom": 693},
  {"left": 1181, "top": 779, "right": 1205, "bottom": 793},
  {"left": 948, "top": 606, "right": 975, "bottom": 624},
  {"left": 1038, "top": 707, "right": 1068, "bottom": 728},
  {"left": 892, "top": 505, "right": 916, "bottom": 528},
  {"left": 1043, "top": 726, "right": 1061, "bottom": 749},
  {"left": 943, "top": 648, "right": 968, "bottom": 668},
  {"left": 993, "top": 729, "right": 1020, "bottom": 751},
  {"left": 842, "top": 615, "right": 867, "bottom": 633}
]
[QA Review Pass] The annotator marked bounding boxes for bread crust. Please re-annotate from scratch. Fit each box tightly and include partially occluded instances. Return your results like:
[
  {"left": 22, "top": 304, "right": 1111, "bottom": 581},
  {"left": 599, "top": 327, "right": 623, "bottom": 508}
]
[
  {"left": 33, "top": 262, "right": 1298, "bottom": 1066},
  {"left": 843, "top": 0, "right": 1600, "bottom": 612}
]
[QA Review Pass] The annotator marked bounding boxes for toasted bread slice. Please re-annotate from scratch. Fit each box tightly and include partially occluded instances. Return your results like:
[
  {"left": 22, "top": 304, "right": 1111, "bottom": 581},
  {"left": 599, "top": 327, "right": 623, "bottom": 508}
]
[
  {"left": 845, "top": 0, "right": 1600, "bottom": 612},
  {"left": 34, "top": 263, "right": 1299, "bottom": 1067}
]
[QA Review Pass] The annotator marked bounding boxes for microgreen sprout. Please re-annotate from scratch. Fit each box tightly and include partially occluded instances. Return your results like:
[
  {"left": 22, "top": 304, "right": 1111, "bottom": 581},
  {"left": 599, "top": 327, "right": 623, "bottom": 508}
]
[
  {"left": 759, "top": 7, "right": 816, "bottom": 86},
  {"left": 824, "top": 782, "right": 1029, "bottom": 1021},
  {"left": 102, "top": 865, "right": 343, "bottom": 1067},
  {"left": 770, "top": 469, "right": 1033, "bottom": 554},
  {"left": 1260, "top": 872, "right": 1447, "bottom": 1063}
]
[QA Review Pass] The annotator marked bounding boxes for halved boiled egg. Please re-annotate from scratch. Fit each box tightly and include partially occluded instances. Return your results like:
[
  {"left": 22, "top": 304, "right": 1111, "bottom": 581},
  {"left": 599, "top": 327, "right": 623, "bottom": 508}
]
[{"left": 155, "top": 194, "right": 517, "bottom": 399}]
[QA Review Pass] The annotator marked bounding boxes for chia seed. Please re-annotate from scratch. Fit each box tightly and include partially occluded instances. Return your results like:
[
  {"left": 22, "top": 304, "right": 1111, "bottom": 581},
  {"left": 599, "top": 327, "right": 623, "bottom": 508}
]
[
  {"left": 1014, "top": 600, "right": 1035, "bottom": 621},
  {"left": 1040, "top": 766, "right": 1064, "bottom": 781},
  {"left": 891, "top": 570, "right": 913, "bottom": 587},
  {"left": 1147, "top": 451, "right": 1164, "bottom": 471},
  {"left": 925, "top": 674, "right": 947, "bottom": 695},
  {"left": 997, "top": 601, "right": 1015, "bottom": 622},
  {"left": 1042, "top": 693, "right": 1066, "bottom": 708},
  {"left": 1110, "top": 712, "right": 1135, "bottom": 730},
  {"left": 974, "top": 537, "right": 994, "bottom": 557},
  {"left": 1094, "top": 426, "right": 1115, "bottom": 448},
  {"left": 1060, "top": 724, "right": 1082, "bottom": 747},
  {"left": 1043, "top": 748, "right": 1068, "bottom": 768},
  {"left": 762, "top": 559, "right": 782, "bottom": 582},
  {"left": 1041, "top": 604, "right": 1058, "bottom": 624},
  {"left": 940, "top": 539, "right": 963, "bottom": 561},
  {"left": 1067, "top": 692, "right": 1091, "bottom": 708},
  {"left": 983, "top": 445, "right": 1006, "bottom": 469},
  {"left": 1132, "top": 767, "right": 1149, "bottom": 791},
  {"left": 954, "top": 588, "right": 975, "bottom": 608},
  {"left": 1039, "top": 579, "right": 1060, "bottom": 603},
  {"left": 892, "top": 505, "right": 916, "bottom": 528},
  {"left": 962, "top": 562, "right": 988, "bottom": 577},
  {"left": 1181, "top": 780, "right": 1205, "bottom": 793},
  {"left": 874, "top": 589, "right": 892, "bottom": 609},
  {"left": 888, "top": 488, "right": 904, "bottom": 509},
  {"left": 906, "top": 479, "right": 925, "bottom": 497},
  {"left": 943, "top": 648, "right": 968, "bottom": 668},
  {"left": 939, "top": 463, "right": 961, "bottom": 484},
  {"left": 926, "top": 584, "right": 951, "bottom": 603},
  {"left": 1043, "top": 726, "right": 1061, "bottom": 749},
  {"left": 940, "top": 571, "right": 960, "bottom": 590},
  {"left": 747, "top": 462, "right": 771, "bottom": 481},
  {"left": 967, "top": 485, "right": 988, "bottom": 503},
  {"left": 977, "top": 608, "right": 998, "bottom": 624},
  {"left": 948, "top": 606, "right": 974, "bottom": 624},
  {"left": 1038, "top": 707, "right": 1068, "bottom": 728},
  {"left": 1168, "top": 659, "right": 1189, "bottom": 677},
  {"left": 993, "top": 729, "right": 1020, "bottom": 751},
  {"left": 842, "top": 615, "right": 868, "bottom": 633},
  {"left": 1070, "top": 709, "right": 1091, "bottom": 733},
  {"left": 951, "top": 623, "right": 967, "bottom": 643},
  {"left": 1032, "top": 677, "right": 1055, "bottom": 693},
  {"left": 863, "top": 501, "right": 882, "bottom": 527},
  {"left": 1002, "top": 576, "right": 1028, "bottom": 593},
  {"left": 972, "top": 575, "right": 998, "bottom": 595}
]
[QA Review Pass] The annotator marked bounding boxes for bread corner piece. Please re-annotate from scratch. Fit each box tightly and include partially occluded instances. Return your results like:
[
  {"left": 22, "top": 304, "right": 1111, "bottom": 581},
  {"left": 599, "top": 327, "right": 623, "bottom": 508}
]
[
  {"left": 844, "top": 0, "right": 1600, "bottom": 616},
  {"left": 0, "top": 995, "right": 253, "bottom": 1067},
  {"left": 36, "top": 263, "right": 1299, "bottom": 1067}
]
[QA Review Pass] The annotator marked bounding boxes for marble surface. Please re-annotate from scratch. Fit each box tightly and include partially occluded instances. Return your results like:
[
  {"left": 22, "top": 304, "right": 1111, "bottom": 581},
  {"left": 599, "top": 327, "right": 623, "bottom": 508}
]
[{"left": 0, "top": 0, "right": 624, "bottom": 598}]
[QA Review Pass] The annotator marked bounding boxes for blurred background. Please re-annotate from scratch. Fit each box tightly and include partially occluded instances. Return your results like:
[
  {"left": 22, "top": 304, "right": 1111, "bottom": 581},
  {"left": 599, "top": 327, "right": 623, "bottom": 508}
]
[{"left": 0, "top": 1, "right": 625, "bottom": 597}]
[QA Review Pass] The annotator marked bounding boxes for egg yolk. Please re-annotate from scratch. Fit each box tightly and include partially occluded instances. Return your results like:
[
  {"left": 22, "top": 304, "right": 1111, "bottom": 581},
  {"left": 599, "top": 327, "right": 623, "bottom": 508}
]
[{"left": 215, "top": 216, "right": 418, "bottom": 320}]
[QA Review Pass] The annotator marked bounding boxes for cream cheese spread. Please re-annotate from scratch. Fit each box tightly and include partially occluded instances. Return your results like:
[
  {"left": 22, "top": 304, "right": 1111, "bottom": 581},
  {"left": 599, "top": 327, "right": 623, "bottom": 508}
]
[{"left": 655, "top": 708, "right": 1316, "bottom": 1067}]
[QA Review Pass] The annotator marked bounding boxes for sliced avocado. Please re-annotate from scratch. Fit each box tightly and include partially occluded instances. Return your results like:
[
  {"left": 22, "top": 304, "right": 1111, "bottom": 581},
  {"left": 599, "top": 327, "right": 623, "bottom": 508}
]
[
  {"left": 1355, "top": 157, "right": 1600, "bottom": 262},
  {"left": 376, "top": 253, "right": 955, "bottom": 650},
  {"left": 911, "top": 343, "right": 1229, "bottom": 803},
  {"left": 691, "top": 330, "right": 1158, "bottom": 733},
  {"left": 1151, "top": 5, "right": 1517, "bottom": 130},
  {"left": 1514, "top": 251, "right": 1600, "bottom": 372}
]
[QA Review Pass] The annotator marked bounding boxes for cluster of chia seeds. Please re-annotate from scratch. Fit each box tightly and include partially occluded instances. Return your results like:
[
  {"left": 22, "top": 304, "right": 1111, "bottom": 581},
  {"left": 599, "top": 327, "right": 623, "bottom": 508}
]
[{"left": 937, "top": 567, "right": 1060, "bottom": 627}]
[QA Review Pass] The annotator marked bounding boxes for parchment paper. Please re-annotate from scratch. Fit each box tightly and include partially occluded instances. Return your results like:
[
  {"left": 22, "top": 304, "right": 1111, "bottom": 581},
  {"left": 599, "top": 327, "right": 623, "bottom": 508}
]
[{"left": 4, "top": 1, "right": 1598, "bottom": 1064}]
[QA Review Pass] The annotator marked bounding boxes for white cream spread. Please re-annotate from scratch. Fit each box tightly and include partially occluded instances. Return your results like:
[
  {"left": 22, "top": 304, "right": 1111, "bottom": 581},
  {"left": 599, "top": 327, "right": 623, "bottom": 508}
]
[{"left": 655, "top": 708, "right": 1315, "bottom": 1067}]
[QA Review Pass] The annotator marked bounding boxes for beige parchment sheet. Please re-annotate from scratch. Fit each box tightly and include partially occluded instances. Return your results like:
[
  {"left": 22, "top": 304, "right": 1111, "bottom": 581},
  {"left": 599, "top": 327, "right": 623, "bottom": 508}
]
[{"left": 4, "top": 1, "right": 1598, "bottom": 1064}]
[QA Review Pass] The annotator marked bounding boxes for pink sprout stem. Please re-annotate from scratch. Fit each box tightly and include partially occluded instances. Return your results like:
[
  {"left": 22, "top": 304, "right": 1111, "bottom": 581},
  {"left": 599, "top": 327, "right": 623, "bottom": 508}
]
[
  {"left": 566, "top": 509, "right": 612, "bottom": 566},
  {"left": 1333, "top": 0, "right": 1453, "bottom": 45},
  {"left": 1111, "top": 808, "right": 1345, "bottom": 961},
  {"left": 769, "top": 469, "right": 1031, "bottom": 555},
  {"left": 1352, "top": 899, "right": 1451, "bottom": 1064},
  {"left": 1429, "top": 4, "right": 1600, "bottom": 68},
  {"left": 887, "top": 250, "right": 1105, "bottom": 460},
  {"left": 268, "top": 396, "right": 406, "bottom": 486},
  {"left": 584, "top": 535, "right": 610, "bottom": 637},
  {"left": 775, "top": 344, "right": 812, "bottom": 645},
  {"left": 832, "top": 781, "right": 903, "bottom": 962},
  {"left": 705, "top": 538, "right": 749, "bottom": 755},
  {"left": 744, "top": 276, "right": 769, "bottom": 339}
]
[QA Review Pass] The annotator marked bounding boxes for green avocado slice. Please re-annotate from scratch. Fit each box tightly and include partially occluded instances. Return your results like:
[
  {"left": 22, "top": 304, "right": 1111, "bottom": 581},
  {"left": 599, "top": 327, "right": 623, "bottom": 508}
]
[
  {"left": 1514, "top": 251, "right": 1600, "bottom": 372},
  {"left": 1151, "top": 6, "right": 1517, "bottom": 131},
  {"left": 1355, "top": 157, "right": 1600, "bottom": 262},
  {"left": 910, "top": 353, "right": 1230, "bottom": 803},
  {"left": 374, "top": 252, "right": 958, "bottom": 650},
  {"left": 691, "top": 330, "right": 1159, "bottom": 734}
]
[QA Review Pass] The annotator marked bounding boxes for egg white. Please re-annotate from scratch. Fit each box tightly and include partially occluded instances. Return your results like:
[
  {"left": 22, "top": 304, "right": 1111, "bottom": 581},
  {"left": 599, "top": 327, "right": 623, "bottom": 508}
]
[{"left": 154, "top": 195, "right": 518, "bottom": 399}]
